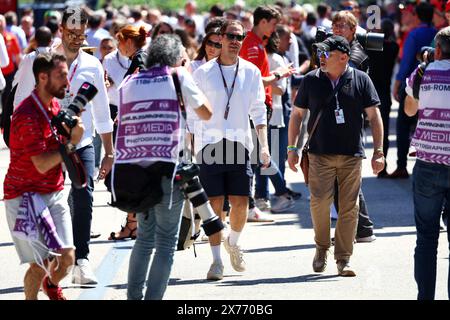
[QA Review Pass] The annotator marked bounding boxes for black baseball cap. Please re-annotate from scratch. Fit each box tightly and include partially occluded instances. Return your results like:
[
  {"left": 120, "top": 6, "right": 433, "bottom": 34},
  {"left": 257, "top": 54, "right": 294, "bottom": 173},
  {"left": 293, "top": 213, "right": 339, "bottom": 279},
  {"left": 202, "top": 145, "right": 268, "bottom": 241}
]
[{"left": 313, "top": 35, "right": 351, "bottom": 55}]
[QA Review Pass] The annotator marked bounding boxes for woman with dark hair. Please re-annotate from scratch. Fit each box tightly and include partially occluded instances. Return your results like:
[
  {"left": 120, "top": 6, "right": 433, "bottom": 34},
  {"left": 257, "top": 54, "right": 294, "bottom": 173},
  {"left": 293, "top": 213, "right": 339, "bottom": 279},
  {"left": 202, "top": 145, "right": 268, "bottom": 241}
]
[
  {"left": 151, "top": 22, "right": 174, "bottom": 40},
  {"left": 190, "top": 28, "right": 222, "bottom": 73},
  {"left": 174, "top": 28, "right": 198, "bottom": 59}
]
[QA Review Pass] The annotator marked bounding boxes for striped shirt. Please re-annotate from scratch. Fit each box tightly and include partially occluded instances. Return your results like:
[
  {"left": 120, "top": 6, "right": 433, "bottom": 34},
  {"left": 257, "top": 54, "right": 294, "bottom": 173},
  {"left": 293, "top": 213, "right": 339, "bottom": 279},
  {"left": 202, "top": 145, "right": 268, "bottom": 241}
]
[
  {"left": 3, "top": 92, "right": 64, "bottom": 199},
  {"left": 406, "top": 59, "right": 450, "bottom": 165}
]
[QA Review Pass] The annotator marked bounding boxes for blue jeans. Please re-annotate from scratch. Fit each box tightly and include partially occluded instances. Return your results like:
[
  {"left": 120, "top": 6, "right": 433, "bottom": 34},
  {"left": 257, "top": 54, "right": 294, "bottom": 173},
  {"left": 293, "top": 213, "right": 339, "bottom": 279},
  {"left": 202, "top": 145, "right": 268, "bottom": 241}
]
[
  {"left": 413, "top": 160, "right": 450, "bottom": 300},
  {"left": 93, "top": 132, "right": 102, "bottom": 168},
  {"left": 68, "top": 144, "right": 94, "bottom": 260},
  {"left": 127, "top": 176, "right": 184, "bottom": 300},
  {"left": 254, "top": 126, "right": 288, "bottom": 199}
]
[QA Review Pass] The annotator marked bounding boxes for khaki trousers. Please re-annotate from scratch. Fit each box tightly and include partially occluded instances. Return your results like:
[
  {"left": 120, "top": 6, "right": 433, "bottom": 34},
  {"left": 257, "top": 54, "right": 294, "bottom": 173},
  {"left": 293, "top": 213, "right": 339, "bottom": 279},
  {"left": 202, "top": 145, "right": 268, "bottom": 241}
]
[{"left": 308, "top": 154, "right": 362, "bottom": 261}]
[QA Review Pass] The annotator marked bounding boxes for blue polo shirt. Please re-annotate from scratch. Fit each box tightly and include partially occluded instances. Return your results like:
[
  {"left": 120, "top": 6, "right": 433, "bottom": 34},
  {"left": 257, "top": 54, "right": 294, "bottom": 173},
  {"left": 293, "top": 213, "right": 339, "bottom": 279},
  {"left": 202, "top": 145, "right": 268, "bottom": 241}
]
[{"left": 395, "top": 23, "right": 437, "bottom": 83}]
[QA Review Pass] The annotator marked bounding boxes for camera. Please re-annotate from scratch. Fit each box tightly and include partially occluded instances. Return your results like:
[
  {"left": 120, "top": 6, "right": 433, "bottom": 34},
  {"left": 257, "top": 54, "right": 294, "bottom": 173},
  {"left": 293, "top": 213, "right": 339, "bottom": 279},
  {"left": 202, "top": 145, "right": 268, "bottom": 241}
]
[
  {"left": 419, "top": 46, "right": 435, "bottom": 63},
  {"left": 315, "top": 26, "right": 384, "bottom": 52},
  {"left": 52, "top": 82, "right": 98, "bottom": 138},
  {"left": 175, "top": 162, "right": 224, "bottom": 236}
]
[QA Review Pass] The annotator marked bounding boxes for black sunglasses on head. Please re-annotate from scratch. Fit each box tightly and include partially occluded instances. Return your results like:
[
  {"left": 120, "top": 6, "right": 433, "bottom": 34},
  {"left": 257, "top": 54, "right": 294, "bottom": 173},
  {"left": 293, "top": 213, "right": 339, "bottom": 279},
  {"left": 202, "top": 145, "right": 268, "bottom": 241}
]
[
  {"left": 206, "top": 39, "right": 222, "bottom": 49},
  {"left": 223, "top": 33, "right": 246, "bottom": 41}
]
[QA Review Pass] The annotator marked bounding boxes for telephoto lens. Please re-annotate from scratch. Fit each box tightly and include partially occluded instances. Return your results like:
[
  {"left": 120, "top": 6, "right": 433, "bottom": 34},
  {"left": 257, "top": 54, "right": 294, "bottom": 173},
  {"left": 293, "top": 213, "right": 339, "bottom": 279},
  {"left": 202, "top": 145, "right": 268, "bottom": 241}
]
[{"left": 52, "top": 82, "right": 98, "bottom": 137}]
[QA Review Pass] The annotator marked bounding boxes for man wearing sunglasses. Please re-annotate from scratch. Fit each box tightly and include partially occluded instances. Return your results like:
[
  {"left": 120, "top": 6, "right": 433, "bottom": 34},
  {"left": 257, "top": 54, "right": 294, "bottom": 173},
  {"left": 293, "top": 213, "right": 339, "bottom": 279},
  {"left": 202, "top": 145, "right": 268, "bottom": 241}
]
[
  {"left": 53, "top": 7, "right": 114, "bottom": 286},
  {"left": 240, "top": 5, "right": 298, "bottom": 222},
  {"left": 190, "top": 20, "right": 270, "bottom": 280},
  {"left": 287, "top": 35, "right": 384, "bottom": 277}
]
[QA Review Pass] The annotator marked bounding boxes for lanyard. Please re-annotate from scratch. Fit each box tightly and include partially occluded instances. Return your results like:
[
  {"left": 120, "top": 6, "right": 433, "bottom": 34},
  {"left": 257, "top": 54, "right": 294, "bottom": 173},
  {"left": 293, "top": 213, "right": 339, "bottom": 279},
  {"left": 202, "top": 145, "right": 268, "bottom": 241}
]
[
  {"left": 217, "top": 59, "right": 239, "bottom": 120},
  {"left": 116, "top": 51, "right": 128, "bottom": 70},
  {"left": 66, "top": 57, "right": 79, "bottom": 93},
  {"left": 31, "top": 92, "right": 61, "bottom": 143}
]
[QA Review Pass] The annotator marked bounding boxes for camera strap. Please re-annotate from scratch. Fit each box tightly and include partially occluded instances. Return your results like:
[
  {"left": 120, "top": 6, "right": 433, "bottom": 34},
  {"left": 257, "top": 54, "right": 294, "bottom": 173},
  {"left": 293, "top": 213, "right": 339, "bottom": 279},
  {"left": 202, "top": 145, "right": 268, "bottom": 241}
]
[
  {"left": 304, "top": 70, "right": 350, "bottom": 151},
  {"left": 31, "top": 91, "right": 87, "bottom": 189},
  {"left": 412, "top": 62, "right": 428, "bottom": 100},
  {"left": 171, "top": 69, "right": 186, "bottom": 121},
  {"left": 171, "top": 68, "right": 195, "bottom": 162},
  {"left": 31, "top": 92, "right": 61, "bottom": 143}
]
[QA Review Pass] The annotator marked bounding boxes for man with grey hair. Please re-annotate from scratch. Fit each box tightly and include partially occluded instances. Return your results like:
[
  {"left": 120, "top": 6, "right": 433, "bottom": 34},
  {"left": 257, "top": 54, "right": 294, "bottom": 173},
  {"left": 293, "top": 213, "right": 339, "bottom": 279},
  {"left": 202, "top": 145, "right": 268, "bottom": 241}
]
[
  {"left": 404, "top": 26, "right": 450, "bottom": 300},
  {"left": 121, "top": 34, "right": 212, "bottom": 300}
]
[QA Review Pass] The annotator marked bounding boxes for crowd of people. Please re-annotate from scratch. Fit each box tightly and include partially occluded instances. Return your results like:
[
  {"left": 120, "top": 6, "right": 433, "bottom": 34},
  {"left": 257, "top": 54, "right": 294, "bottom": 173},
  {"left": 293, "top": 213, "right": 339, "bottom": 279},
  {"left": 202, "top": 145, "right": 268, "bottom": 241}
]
[{"left": 0, "top": 0, "right": 449, "bottom": 300}]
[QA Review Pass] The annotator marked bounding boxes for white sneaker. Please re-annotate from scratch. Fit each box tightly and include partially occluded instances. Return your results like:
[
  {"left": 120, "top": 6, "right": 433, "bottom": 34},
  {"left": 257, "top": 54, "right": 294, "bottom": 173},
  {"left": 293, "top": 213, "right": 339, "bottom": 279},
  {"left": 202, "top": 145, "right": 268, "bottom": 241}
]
[
  {"left": 355, "top": 235, "right": 376, "bottom": 243},
  {"left": 255, "top": 198, "right": 271, "bottom": 211},
  {"left": 72, "top": 259, "right": 98, "bottom": 285},
  {"left": 247, "top": 207, "right": 274, "bottom": 222},
  {"left": 223, "top": 237, "right": 246, "bottom": 272},
  {"left": 270, "top": 194, "right": 295, "bottom": 213},
  {"left": 206, "top": 261, "right": 224, "bottom": 280}
]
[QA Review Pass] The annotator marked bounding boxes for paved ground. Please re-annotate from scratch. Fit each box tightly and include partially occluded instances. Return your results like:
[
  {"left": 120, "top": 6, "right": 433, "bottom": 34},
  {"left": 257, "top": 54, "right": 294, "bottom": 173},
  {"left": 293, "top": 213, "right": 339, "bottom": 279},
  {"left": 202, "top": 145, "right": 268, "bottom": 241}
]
[{"left": 0, "top": 103, "right": 448, "bottom": 300}]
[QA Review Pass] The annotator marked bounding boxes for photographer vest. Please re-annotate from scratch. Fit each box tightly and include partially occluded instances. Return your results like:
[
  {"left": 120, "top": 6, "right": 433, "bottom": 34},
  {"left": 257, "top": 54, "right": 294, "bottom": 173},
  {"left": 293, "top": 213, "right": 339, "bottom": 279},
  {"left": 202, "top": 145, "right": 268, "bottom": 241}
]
[{"left": 107, "top": 66, "right": 184, "bottom": 212}]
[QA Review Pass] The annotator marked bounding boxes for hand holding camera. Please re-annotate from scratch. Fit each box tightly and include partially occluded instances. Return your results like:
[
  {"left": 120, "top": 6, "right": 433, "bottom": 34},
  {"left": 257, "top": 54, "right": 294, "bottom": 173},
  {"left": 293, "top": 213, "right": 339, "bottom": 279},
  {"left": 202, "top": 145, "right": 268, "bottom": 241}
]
[{"left": 52, "top": 82, "right": 98, "bottom": 139}]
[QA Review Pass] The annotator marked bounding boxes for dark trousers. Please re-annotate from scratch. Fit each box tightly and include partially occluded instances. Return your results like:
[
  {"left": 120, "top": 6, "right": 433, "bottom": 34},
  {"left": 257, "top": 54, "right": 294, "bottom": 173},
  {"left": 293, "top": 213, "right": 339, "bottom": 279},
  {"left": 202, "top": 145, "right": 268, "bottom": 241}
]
[
  {"left": 396, "top": 85, "right": 418, "bottom": 169},
  {"left": 377, "top": 86, "right": 392, "bottom": 159},
  {"left": 68, "top": 144, "right": 95, "bottom": 260},
  {"left": 413, "top": 160, "right": 450, "bottom": 300},
  {"left": 0, "top": 71, "right": 15, "bottom": 128},
  {"left": 334, "top": 181, "right": 374, "bottom": 238}
]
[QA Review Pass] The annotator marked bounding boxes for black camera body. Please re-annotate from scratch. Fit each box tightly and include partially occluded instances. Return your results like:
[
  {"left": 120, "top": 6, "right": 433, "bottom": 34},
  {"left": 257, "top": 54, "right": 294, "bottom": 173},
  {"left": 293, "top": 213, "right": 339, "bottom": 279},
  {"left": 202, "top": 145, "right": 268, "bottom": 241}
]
[
  {"left": 419, "top": 46, "right": 435, "bottom": 63},
  {"left": 315, "top": 26, "right": 384, "bottom": 52},
  {"left": 52, "top": 82, "right": 98, "bottom": 138}
]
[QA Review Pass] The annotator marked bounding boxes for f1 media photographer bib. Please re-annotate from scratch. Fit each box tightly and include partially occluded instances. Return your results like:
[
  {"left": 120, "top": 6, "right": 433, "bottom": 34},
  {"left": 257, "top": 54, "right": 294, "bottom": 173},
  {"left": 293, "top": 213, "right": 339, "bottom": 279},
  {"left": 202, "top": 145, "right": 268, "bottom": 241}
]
[{"left": 110, "top": 34, "right": 216, "bottom": 300}]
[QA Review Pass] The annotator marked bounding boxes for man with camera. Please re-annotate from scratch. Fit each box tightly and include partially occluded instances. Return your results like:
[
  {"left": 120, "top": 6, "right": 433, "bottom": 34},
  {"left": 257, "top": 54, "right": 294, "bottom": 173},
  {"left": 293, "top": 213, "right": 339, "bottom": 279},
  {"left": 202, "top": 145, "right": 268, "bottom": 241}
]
[
  {"left": 287, "top": 35, "right": 384, "bottom": 277},
  {"left": 53, "top": 7, "right": 114, "bottom": 285},
  {"left": 3, "top": 52, "right": 84, "bottom": 299},
  {"left": 404, "top": 26, "right": 450, "bottom": 300},
  {"left": 116, "top": 34, "right": 212, "bottom": 299},
  {"left": 391, "top": 2, "right": 437, "bottom": 179}
]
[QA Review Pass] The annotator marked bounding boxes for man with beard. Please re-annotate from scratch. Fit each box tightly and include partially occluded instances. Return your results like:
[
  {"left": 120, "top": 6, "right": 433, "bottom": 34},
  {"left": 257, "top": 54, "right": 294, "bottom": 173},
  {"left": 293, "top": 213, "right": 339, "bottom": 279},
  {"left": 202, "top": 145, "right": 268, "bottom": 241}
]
[
  {"left": 4, "top": 52, "right": 84, "bottom": 299},
  {"left": 53, "top": 7, "right": 114, "bottom": 285}
]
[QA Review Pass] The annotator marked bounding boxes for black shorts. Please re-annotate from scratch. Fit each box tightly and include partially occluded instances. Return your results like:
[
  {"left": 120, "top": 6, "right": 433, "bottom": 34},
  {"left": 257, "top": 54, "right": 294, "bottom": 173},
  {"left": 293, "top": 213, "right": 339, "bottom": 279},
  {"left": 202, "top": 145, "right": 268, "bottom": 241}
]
[{"left": 198, "top": 139, "right": 253, "bottom": 197}]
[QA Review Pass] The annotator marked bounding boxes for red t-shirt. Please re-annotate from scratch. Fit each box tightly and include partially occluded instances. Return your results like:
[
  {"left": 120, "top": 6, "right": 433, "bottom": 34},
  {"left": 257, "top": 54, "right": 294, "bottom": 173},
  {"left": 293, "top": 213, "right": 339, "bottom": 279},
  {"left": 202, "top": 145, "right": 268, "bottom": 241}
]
[
  {"left": 3, "top": 91, "right": 64, "bottom": 199},
  {"left": 0, "top": 31, "right": 20, "bottom": 76},
  {"left": 239, "top": 31, "right": 272, "bottom": 108}
]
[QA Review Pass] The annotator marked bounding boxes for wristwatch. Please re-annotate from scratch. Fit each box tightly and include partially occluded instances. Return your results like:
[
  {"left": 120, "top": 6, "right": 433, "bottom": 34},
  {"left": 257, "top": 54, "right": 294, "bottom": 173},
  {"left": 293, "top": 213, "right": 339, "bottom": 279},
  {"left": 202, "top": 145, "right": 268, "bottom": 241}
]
[
  {"left": 374, "top": 147, "right": 384, "bottom": 157},
  {"left": 65, "top": 142, "right": 77, "bottom": 154},
  {"left": 274, "top": 72, "right": 281, "bottom": 80}
]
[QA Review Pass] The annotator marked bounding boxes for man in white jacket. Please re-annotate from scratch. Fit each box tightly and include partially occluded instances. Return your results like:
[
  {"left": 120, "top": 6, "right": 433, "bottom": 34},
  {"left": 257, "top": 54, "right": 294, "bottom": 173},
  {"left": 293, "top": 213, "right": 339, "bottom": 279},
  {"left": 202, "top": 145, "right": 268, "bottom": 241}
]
[{"left": 190, "top": 20, "right": 270, "bottom": 280}]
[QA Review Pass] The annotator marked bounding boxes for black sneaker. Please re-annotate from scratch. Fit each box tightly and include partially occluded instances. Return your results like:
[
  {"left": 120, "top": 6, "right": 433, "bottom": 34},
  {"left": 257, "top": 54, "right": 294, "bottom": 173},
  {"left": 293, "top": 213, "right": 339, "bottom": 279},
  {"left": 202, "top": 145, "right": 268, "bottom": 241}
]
[{"left": 287, "top": 188, "right": 302, "bottom": 200}]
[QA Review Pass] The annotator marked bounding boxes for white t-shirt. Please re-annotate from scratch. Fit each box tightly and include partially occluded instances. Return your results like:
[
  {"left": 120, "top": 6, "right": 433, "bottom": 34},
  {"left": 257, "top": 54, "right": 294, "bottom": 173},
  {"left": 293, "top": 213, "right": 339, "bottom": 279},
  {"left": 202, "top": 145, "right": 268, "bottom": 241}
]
[
  {"left": 0, "top": 33, "right": 9, "bottom": 68},
  {"left": 190, "top": 57, "right": 266, "bottom": 154},
  {"left": 13, "top": 47, "right": 51, "bottom": 108},
  {"left": 102, "top": 49, "right": 130, "bottom": 106},
  {"left": 268, "top": 53, "right": 287, "bottom": 127},
  {"left": 190, "top": 58, "right": 206, "bottom": 74}
]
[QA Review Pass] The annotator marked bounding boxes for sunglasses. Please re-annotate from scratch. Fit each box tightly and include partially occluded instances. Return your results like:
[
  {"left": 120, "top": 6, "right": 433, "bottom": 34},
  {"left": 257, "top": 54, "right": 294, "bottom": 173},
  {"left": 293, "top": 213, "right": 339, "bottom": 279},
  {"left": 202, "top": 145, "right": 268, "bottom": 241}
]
[
  {"left": 206, "top": 39, "right": 222, "bottom": 49},
  {"left": 317, "top": 49, "right": 330, "bottom": 59},
  {"left": 223, "top": 33, "right": 246, "bottom": 42},
  {"left": 65, "top": 30, "right": 87, "bottom": 41}
]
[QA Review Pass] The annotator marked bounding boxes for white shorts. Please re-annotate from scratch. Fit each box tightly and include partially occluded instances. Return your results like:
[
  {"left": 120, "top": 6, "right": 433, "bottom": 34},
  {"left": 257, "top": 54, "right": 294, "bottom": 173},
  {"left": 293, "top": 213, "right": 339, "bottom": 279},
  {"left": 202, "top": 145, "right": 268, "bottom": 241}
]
[{"left": 4, "top": 190, "right": 75, "bottom": 264}]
